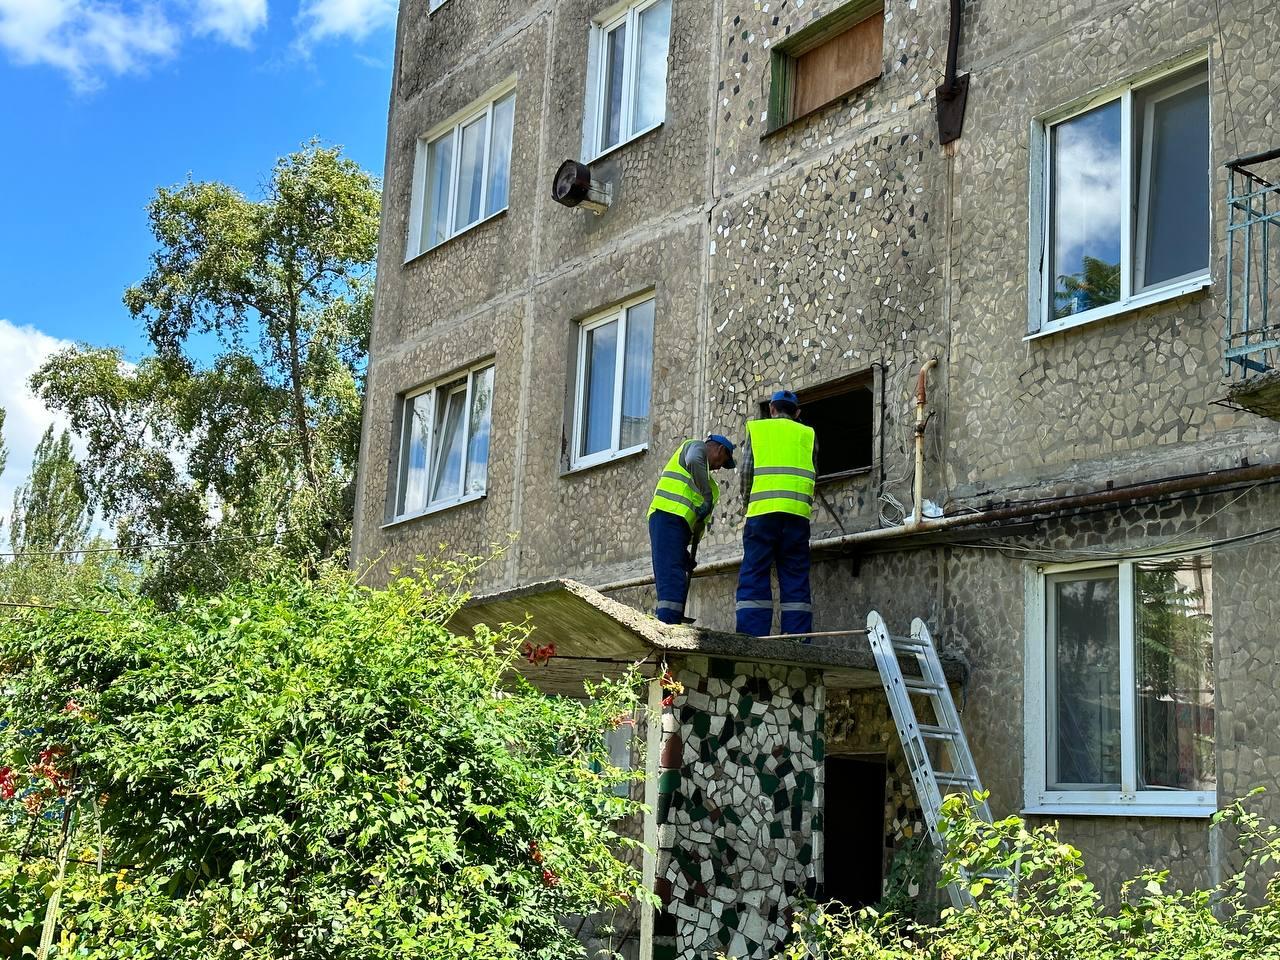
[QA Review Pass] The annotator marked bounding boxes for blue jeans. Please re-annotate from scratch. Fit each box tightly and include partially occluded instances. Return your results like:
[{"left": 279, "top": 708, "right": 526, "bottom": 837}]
[
  {"left": 735, "top": 513, "right": 812, "bottom": 636},
  {"left": 649, "top": 511, "right": 693, "bottom": 624}
]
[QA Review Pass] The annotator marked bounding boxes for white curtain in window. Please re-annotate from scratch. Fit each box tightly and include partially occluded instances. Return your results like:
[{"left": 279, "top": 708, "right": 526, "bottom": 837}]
[
  {"left": 620, "top": 300, "right": 654, "bottom": 450},
  {"left": 431, "top": 384, "right": 468, "bottom": 503},
  {"left": 466, "top": 367, "right": 494, "bottom": 496},
  {"left": 486, "top": 95, "right": 515, "bottom": 218},
  {"left": 454, "top": 114, "right": 488, "bottom": 230},
  {"left": 398, "top": 393, "right": 433, "bottom": 515},
  {"left": 425, "top": 132, "right": 455, "bottom": 251}
]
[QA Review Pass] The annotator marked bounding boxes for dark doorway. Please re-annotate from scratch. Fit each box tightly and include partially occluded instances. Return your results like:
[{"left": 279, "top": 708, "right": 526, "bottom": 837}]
[{"left": 822, "top": 755, "right": 888, "bottom": 909}]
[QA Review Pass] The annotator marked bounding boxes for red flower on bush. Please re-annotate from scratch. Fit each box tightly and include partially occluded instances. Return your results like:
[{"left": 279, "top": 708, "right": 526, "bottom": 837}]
[
  {"left": 0, "top": 766, "right": 15, "bottom": 800},
  {"left": 528, "top": 840, "right": 543, "bottom": 864},
  {"left": 541, "top": 868, "right": 560, "bottom": 888},
  {"left": 63, "top": 699, "right": 82, "bottom": 714}
]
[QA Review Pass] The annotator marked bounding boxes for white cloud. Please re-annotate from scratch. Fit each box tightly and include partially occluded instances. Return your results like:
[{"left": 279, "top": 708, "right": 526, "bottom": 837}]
[
  {"left": 297, "top": 0, "right": 396, "bottom": 44},
  {"left": 192, "top": 0, "right": 266, "bottom": 47},
  {"left": 0, "top": 0, "right": 179, "bottom": 91},
  {"left": 0, "top": 319, "right": 76, "bottom": 543}
]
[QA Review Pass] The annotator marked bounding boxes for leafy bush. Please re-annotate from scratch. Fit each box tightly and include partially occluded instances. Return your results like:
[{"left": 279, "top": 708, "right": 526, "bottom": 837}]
[
  {"left": 779, "top": 791, "right": 1280, "bottom": 960},
  {"left": 0, "top": 558, "right": 649, "bottom": 959}
]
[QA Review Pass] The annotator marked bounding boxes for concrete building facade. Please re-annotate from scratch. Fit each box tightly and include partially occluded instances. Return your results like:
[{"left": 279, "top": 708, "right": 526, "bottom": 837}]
[{"left": 355, "top": 0, "right": 1280, "bottom": 954}]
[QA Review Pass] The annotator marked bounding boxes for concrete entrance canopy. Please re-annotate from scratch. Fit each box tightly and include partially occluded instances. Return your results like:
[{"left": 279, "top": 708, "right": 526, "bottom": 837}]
[{"left": 448, "top": 578, "right": 965, "bottom": 695}]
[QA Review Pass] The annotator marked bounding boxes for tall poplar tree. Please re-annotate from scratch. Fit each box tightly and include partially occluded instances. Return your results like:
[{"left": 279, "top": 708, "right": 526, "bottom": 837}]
[{"left": 32, "top": 144, "right": 380, "bottom": 600}]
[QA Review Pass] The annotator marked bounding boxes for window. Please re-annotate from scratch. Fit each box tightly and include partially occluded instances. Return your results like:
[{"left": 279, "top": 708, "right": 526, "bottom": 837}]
[
  {"left": 393, "top": 363, "right": 494, "bottom": 520},
  {"left": 1025, "top": 554, "right": 1216, "bottom": 816},
  {"left": 757, "top": 372, "right": 875, "bottom": 480},
  {"left": 582, "top": 0, "right": 672, "bottom": 160},
  {"left": 1030, "top": 60, "right": 1210, "bottom": 335},
  {"left": 407, "top": 84, "right": 516, "bottom": 259},
  {"left": 571, "top": 295, "right": 655, "bottom": 469},
  {"left": 428, "top": 0, "right": 449, "bottom": 11},
  {"left": 767, "top": 0, "right": 883, "bottom": 133}
]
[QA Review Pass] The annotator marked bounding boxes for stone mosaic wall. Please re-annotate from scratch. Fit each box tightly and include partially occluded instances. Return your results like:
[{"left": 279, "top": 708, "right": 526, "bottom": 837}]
[{"left": 654, "top": 657, "right": 824, "bottom": 960}]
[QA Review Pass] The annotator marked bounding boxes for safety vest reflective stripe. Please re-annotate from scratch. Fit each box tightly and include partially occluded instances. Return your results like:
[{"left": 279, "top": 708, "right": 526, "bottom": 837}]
[
  {"left": 648, "top": 440, "right": 720, "bottom": 528},
  {"left": 747, "top": 490, "right": 813, "bottom": 504},
  {"left": 752, "top": 466, "right": 817, "bottom": 480},
  {"left": 746, "top": 419, "right": 816, "bottom": 519}
]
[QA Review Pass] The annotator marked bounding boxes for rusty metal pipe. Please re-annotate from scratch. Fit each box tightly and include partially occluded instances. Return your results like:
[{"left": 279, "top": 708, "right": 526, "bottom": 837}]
[{"left": 596, "top": 460, "right": 1280, "bottom": 593}]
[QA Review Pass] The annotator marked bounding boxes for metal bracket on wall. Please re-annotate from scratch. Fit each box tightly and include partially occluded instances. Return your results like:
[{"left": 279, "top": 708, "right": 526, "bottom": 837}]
[{"left": 936, "top": 73, "right": 970, "bottom": 145}]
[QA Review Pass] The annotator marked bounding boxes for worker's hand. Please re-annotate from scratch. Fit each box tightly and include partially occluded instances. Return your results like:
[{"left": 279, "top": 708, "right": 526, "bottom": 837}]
[{"left": 683, "top": 550, "right": 696, "bottom": 573}]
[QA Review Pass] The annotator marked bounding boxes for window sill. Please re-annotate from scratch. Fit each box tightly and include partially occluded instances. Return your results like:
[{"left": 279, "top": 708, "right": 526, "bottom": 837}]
[
  {"left": 817, "top": 466, "right": 873, "bottom": 485},
  {"left": 1026, "top": 274, "right": 1212, "bottom": 340},
  {"left": 564, "top": 443, "right": 648, "bottom": 477},
  {"left": 381, "top": 492, "right": 486, "bottom": 529},
  {"left": 585, "top": 121, "right": 664, "bottom": 165},
  {"left": 404, "top": 207, "right": 508, "bottom": 265},
  {"left": 1023, "top": 797, "right": 1216, "bottom": 819}
]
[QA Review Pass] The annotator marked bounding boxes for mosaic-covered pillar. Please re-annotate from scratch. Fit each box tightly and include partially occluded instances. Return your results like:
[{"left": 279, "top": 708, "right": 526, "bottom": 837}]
[{"left": 653, "top": 655, "right": 824, "bottom": 960}]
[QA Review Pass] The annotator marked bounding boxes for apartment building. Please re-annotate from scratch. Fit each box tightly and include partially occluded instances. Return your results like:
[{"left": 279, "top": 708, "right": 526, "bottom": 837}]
[{"left": 353, "top": 0, "right": 1280, "bottom": 956}]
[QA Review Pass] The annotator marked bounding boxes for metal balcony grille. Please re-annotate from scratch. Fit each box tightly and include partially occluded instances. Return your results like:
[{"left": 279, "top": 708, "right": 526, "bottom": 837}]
[{"left": 1225, "top": 149, "right": 1280, "bottom": 380}]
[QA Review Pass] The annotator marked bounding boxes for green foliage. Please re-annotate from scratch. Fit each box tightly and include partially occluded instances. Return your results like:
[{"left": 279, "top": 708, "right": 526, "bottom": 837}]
[
  {"left": 1054, "top": 255, "right": 1122, "bottom": 318},
  {"left": 0, "top": 426, "right": 134, "bottom": 607},
  {"left": 31, "top": 144, "right": 380, "bottom": 602},
  {"left": 0, "top": 556, "right": 650, "bottom": 958},
  {"left": 777, "top": 791, "right": 1280, "bottom": 960}
]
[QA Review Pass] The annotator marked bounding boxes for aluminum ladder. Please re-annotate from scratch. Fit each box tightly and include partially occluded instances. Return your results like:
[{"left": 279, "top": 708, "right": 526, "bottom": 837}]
[{"left": 866, "top": 611, "right": 995, "bottom": 909}]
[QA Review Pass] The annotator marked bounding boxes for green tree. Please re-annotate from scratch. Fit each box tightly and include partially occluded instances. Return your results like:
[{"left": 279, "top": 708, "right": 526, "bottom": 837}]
[
  {"left": 1054, "top": 255, "right": 1122, "bottom": 319},
  {"left": 9, "top": 426, "right": 89, "bottom": 557},
  {"left": 32, "top": 144, "right": 379, "bottom": 601},
  {"left": 0, "top": 407, "right": 7, "bottom": 543},
  {"left": 0, "top": 426, "right": 128, "bottom": 606},
  {"left": 0, "top": 555, "right": 650, "bottom": 959}
]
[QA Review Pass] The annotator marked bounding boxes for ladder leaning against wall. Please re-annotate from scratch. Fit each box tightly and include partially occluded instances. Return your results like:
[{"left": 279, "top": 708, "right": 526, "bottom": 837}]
[{"left": 865, "top": 611, "right": 1000, "bottom": 909}]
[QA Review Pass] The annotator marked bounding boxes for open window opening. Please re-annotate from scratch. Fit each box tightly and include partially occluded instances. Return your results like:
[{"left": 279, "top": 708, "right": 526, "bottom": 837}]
[
  {"left": 767, "top": 0, "right": 884, "bottom": 134},
  {"left": 758, "top": 371, "right": 876, "bottom": 481},
  {"left": 822, "top": 754, "right": 888, "bottom": 909}
]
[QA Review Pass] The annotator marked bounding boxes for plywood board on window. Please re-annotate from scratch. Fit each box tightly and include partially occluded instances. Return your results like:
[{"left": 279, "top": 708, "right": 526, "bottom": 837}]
[{"left": 791, "top": 12, "right": 883, "bottom": 119}]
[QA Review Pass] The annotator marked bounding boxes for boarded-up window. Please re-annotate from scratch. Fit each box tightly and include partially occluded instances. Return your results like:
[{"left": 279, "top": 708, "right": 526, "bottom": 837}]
[{"left": 768, "top": 1, "right": 883, "bottom": 133}]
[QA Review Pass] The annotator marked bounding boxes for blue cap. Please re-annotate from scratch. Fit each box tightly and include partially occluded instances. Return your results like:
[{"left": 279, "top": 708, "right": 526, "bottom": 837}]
[
  {"left": 707, "top": 434, "right": 737, "bottom": 469},
  {"left": 770, "top": 389, "right": 800, "bottom": 407}
]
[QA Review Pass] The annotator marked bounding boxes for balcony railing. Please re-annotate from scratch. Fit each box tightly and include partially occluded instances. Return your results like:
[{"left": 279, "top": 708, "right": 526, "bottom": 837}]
[{"left": 1225, "top": 148, "right": 1280, "bottom": 381}]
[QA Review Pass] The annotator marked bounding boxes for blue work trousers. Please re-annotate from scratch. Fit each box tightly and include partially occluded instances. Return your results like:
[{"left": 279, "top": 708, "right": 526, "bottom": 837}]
[
  {"left": 649, "top": 511, "right": 693, "bottom": 624},
  {"left": 735, "top": 513, "right": 813, "bottom": 636}
]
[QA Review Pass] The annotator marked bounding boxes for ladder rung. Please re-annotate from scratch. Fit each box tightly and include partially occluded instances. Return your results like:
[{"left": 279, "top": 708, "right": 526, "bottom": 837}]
[
  {"left": 917, "top": 724, "right": 959, "bottom": 740},
  {"left": 902, "top": 678, "right": 945, "bottom": 694},
  {"left": 891, "top": 635, "right": 927, "bottom": 652},
  {"left": 934, "top": 772, "right": 977, "bottom": 786}
]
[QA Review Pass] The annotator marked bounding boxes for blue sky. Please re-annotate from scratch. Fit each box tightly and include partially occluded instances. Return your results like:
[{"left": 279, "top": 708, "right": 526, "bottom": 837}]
[{"left": 0, "top": 0, "right": 396, "bottom": 515}]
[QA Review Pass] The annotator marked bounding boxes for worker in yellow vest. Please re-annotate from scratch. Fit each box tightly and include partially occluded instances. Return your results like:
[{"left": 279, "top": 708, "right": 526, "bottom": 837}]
[
  {"left": 647, "top": 434, "right": 737, "bottom": 624},
  {"left": 735, "top": 390, "right": 816, "bottom": 636}
]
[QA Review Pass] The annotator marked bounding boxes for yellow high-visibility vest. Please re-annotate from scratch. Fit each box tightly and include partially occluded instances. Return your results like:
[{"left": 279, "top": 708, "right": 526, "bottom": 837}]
[
  {"left": 745, "top": 419, "right": 816, "bottom": 519},
  {"left": 648, "top": 439, "right": 720, "bottom": 528}
]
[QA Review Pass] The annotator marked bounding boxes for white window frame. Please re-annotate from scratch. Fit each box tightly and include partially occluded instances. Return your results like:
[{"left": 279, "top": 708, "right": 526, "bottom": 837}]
[
  {"left": 386, "top": 361, "right": 494, "bottom": 525},
  {"left": 1023, "top": 556, "right": 1216, "bottom": 818},
  {"left": 406, "top": 78, "right": 516, "bottom": 261},
  {"left": 1026, "top": 53, "right": 1211, "bottom": 339},
  {"left": 582, "top": 0, "right": 670, "bottom": 162},
  {"left": 570, "top": 293, "right": 654, "bottom": 471}
]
